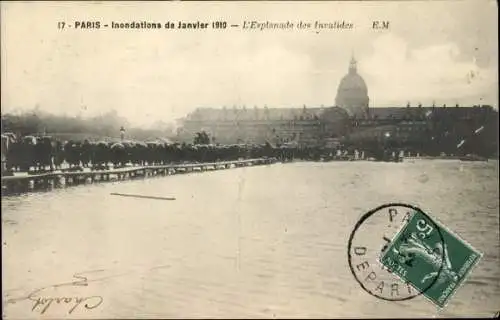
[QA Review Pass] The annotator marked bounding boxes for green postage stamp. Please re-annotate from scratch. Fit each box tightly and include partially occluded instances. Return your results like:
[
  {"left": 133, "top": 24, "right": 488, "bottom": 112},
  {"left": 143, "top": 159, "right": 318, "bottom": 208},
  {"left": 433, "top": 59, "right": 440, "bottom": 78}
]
[{"left": 379, "top": 209, "right": 482, "bottom": 308}]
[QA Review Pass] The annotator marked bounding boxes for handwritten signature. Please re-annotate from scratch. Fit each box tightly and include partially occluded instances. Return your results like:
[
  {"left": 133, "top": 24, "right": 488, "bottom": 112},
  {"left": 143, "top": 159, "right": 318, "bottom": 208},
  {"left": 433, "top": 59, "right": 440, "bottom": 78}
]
[
  {"left": 4, "top": 269, "right": 120, "bottom": 315},
  {"left": 5, "top": 265, "right": 171, "bottom": 315},
  {"left": 31, "top": 295, "right": 103, "bottom": 315}
]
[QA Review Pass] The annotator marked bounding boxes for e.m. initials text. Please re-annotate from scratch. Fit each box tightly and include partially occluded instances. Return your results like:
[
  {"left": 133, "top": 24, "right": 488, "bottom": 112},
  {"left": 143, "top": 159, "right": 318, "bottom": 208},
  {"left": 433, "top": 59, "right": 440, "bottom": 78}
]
[{"left": 372, "top": 21, "right": 390, "bottom": 30}]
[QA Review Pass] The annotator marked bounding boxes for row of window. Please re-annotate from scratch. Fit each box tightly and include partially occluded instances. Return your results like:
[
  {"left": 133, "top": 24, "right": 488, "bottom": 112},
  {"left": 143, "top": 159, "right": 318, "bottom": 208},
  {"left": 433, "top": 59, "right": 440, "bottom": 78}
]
[{"left": 395, "top": 126, "right": 428, "bottom": 131}]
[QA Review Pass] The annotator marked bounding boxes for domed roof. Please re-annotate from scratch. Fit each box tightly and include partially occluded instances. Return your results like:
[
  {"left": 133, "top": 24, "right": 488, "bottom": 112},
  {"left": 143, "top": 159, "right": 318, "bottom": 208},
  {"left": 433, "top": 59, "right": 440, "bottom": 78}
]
[
  {"left": 337, "top": 72, "right": 368, "bottom": 93},
  {"left": 336, "top": 56, "right": 368, "bottom": 96},
  {"left": 335, "top": 56, "right": 369, "bottom": 117}
]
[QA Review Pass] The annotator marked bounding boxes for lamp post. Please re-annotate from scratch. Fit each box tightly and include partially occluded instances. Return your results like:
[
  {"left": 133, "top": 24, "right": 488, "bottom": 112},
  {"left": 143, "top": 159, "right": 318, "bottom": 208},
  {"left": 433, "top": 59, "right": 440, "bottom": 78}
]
[
  {"left": 384, "top": 131, "right": 399, "bottom": 161},
  {"left": 120, "top": 126, "right": 125, "bottom": 142}
]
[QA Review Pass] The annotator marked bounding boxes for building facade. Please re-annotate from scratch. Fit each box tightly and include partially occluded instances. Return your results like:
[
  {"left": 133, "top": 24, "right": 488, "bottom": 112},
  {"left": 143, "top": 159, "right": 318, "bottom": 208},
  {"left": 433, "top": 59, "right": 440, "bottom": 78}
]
[
  {"left": 176, "top": 105, "right": 350, "bottom": 146},
  {"left": 176, "top": 57, "right": 498, "bottom": 156}
]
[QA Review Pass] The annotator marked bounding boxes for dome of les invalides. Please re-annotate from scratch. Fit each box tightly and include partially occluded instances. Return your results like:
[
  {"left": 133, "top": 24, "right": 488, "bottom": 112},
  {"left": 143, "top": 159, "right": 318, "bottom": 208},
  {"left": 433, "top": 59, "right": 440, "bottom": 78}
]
[{"left": 335, "top": 56, "right": 370, "bottom": 118}]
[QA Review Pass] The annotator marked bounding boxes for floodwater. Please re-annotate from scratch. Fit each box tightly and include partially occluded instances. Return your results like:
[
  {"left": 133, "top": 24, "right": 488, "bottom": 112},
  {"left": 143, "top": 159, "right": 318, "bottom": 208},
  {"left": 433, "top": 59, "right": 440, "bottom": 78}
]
[{"left": 2, "top": 160, "right": 499, "bottom": 318}]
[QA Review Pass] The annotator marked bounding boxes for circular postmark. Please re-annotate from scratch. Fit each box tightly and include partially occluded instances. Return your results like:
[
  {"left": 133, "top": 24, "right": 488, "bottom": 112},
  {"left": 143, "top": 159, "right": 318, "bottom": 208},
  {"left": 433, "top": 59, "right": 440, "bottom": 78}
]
[{"left": 347, "top": 203, "right": 445, "bottom": 301}]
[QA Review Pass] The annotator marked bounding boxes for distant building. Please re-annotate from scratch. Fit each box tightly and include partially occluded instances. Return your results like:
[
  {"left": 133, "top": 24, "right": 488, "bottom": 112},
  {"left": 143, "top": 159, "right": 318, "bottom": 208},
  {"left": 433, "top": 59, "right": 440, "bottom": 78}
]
[
  {"left": 176, "top": 57, "right": 498, "bottom": 156},
  {"left": 176, "top": 105, "right": 350, "bottom": 146}
]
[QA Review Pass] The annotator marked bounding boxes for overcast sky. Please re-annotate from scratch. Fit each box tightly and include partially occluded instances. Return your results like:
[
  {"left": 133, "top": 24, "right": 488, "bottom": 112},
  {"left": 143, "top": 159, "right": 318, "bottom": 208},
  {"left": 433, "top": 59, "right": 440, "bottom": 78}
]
[{"left": 1, "top": 1, "right": 498, "bottom": 127}]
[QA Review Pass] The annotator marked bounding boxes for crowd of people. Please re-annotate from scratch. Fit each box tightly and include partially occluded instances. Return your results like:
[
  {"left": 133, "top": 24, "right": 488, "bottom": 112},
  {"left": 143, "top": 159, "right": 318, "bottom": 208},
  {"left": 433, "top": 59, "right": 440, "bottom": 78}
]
[
  {"left": 0, "top": 135, "right": 263, "bottom": 172},
  {"left": 0, "top": 134, "right": 348, "bottom": 173},
  {"left": 1, "top": 133, "right": 433, "bottom": 174}
]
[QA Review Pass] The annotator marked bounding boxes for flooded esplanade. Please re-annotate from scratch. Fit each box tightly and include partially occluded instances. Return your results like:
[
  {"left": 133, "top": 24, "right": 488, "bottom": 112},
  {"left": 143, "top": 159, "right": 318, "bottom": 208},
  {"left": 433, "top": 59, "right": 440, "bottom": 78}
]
[{"left": 2, "top": 154, "right": 499, "bottom": 318}]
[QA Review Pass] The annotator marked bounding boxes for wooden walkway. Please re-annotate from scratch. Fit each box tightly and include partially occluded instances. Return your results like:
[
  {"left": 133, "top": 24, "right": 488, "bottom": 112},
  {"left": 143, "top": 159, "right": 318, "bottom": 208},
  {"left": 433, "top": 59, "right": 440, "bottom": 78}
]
[{"left": 1, "top": 158, "right": 276, "bottom": 194}]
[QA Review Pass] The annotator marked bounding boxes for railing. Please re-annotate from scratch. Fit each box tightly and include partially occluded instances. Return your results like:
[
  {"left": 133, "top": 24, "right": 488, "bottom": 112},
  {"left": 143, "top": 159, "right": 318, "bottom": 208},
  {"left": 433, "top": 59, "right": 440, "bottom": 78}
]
[{"left": 1, "top": 158, "right": 277, "bottom": 195}]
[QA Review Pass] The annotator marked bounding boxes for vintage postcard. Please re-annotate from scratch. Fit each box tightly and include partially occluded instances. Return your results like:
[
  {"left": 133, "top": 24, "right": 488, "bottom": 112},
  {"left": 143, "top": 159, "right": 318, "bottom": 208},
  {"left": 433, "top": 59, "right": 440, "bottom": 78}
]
[{"left": 1, "top": 1, "right": 499, "bottom": 319}]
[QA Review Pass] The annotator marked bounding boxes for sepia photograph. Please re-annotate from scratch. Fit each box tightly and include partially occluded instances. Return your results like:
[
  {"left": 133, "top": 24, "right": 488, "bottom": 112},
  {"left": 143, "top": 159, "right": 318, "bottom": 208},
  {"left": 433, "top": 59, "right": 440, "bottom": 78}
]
[{"left": 1, "top": 0, "right": 499, "bottom": 318}]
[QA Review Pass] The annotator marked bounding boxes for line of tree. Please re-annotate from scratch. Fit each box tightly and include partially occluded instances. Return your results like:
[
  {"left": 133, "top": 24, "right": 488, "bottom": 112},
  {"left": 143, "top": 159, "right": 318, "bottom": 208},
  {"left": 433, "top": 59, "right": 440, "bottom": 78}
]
[
  {"left": 1, "top": 108, "right": 176, "bottom": 142},
  {"left": 193, "top": 131, "right": 211, "bottom": 145}
]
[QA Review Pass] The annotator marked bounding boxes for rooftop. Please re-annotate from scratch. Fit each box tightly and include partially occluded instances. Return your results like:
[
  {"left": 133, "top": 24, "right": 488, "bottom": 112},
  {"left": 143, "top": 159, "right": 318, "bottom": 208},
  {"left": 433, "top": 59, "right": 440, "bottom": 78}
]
[{"left": 181, "top": 104, "right": 495, "bottom": 122}]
